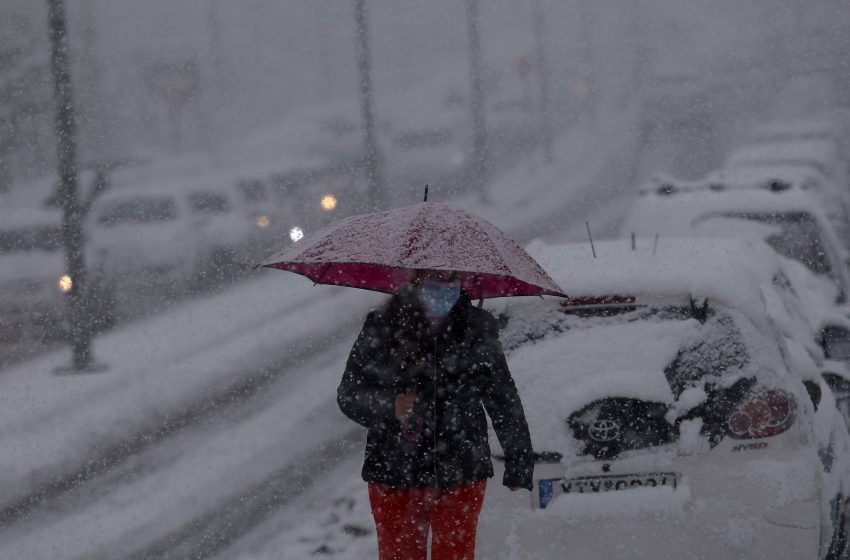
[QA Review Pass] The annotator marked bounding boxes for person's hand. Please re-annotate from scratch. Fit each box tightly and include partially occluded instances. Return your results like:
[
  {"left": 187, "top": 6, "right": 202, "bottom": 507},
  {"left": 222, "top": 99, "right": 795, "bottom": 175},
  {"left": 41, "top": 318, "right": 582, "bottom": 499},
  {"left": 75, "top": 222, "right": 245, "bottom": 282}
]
[{"left": 395, "top": 393, "right": 418, "bottom": 419}]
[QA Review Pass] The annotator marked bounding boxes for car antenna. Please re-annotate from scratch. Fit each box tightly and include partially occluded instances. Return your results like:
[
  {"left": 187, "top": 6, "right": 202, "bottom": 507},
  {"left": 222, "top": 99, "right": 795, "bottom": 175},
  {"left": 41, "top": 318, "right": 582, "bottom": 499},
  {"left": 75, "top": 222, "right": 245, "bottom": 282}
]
[
  {"left": 586, "top": 221, "right": 596, "bottom": 258},
  {"left": 424, "top": 184, "right": 428, "bottom": 202},
  {"left": 652, "top": 232, "right": 659, "bottom": 255}
]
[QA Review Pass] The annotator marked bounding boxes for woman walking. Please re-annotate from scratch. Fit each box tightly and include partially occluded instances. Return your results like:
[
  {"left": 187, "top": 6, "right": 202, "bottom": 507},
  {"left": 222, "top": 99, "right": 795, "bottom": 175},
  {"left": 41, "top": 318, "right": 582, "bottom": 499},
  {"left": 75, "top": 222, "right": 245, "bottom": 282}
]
[{"left": 337, "top": 270, "right": 534, "bottom": 560}]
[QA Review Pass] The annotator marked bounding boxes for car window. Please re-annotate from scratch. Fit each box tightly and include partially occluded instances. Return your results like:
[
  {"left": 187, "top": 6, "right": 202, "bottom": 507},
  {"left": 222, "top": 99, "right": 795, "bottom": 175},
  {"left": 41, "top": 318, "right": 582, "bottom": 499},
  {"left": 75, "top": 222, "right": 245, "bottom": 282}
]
[
  {"left": 0, "top": 225, "right": 62, "bottom": 253},
  {"left": 695, "top": 211, "right": 832, "bottom": 276},
  {"left": 188, "top": 192, "right": 230, "bottom": 215},
  {"left": 97, "top": 197, "right": 178, "bottom": 226}
]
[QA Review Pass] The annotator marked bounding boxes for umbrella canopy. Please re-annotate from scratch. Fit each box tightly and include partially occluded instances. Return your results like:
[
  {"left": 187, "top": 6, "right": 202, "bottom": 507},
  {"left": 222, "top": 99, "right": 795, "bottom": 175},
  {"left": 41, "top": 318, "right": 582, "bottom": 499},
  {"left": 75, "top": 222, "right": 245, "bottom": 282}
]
[{"left": 259, "top": 202, "right": 567, "bottom": 299}]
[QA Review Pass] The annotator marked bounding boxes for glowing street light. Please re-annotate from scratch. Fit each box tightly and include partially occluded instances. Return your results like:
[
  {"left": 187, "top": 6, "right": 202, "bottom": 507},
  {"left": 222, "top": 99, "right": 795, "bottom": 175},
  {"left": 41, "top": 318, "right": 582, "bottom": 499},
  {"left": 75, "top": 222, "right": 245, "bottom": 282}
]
[
  {"left": 321, "top": 194, "right": 338, "bottom": 211},
  {"left": 256, "top": 214, "right": 271, "bottom": 229},
  {"left": 290, "top": 226, "right": 304, "bottom": 242},
  {"left": 58, "top": 274, "right": 73, "bottom": 293}
]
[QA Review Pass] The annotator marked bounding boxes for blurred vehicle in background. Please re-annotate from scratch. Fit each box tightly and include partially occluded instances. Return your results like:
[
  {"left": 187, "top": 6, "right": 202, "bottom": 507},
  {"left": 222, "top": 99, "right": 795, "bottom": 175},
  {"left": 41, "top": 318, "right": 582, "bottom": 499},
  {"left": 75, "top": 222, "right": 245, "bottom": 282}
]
[
  {"left": 0, "top": 208, "right": 68, "bottom": 346},
  {"left": 181, "top": 182, "right": 254, "bottom": 278},
  {"left": 725, "top": 139, "right": 847, "bottom": 188},
  {"left": 704, "top": 165, "right": 850, "bottom": 247},
  {"left": 87, "top": 187, "right": 211, "bottom": 296},
  {"left": 748, "top": 113, "right": 850, "bottom": 162},
  {"left": 0, "top": 208, "right": 113, "bottom": 355},
  {"left": 486, "top": 238, "right": 850, "bottom": 560},
  {"left": 621, "top": 186, "right": 850, "bottom": 305}
]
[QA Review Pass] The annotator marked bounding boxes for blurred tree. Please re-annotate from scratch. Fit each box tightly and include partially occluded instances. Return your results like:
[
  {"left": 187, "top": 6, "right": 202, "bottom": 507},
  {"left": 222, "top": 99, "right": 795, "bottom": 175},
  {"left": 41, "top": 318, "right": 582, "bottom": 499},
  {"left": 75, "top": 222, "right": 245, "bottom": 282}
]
[
  {"left": 577, "top": 0, "right": 597, "bottom": 122},
  {"left": 532, "top": 0, "right": 553, "bottom": 163},
  {"left": 465, "top": 0, "right": 490, "bottom": 202},
  {"left": 353, "top": 0, "right": 386, "bottom": 210}
]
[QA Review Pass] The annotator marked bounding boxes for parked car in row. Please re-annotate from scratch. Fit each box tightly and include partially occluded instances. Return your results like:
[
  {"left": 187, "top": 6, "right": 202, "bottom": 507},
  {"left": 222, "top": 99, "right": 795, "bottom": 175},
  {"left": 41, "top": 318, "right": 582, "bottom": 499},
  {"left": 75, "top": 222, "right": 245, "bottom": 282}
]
[
  {"left": 0, "top": 208, "right": 113, "bottom": 349},
  {"left": 621, "top": 186, "right": 850, "bottom": 306},
  {"left": 480, "top": 238, "right": 850, "bottom": 560}
]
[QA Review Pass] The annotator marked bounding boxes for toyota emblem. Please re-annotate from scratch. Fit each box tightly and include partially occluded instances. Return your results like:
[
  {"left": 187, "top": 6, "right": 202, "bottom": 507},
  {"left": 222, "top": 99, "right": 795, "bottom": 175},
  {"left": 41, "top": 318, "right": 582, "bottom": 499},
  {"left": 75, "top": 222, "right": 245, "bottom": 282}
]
[{"left": 588, "top": 419, "right": 620, "bottom": 442}]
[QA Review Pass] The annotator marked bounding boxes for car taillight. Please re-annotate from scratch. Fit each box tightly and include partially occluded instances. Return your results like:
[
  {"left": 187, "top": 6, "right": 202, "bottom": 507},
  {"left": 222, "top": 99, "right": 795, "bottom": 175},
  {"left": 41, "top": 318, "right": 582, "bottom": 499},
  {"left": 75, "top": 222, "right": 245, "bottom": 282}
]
[{"left": 727, "top": 389, "right": 795, "bottom": 439}]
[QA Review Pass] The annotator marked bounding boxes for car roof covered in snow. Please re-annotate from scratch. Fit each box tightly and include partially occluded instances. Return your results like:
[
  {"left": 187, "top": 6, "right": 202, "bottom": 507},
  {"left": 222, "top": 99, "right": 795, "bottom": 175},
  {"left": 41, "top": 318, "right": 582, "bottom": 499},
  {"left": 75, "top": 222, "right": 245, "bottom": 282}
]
[
  {"left": 621, "top": 187, "right": 840, "bottom": 246},
  {"left": 704, "top": 165, "right": 828, "bottom": 191}
]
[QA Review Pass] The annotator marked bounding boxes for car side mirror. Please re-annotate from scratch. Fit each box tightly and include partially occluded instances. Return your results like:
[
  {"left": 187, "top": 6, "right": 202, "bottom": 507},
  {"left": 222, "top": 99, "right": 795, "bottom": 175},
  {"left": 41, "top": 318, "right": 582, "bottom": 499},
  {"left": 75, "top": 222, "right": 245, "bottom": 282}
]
[
  {"left": 804, "top": 380, "right": 822, "bottom": 411},
  {"left": 820, "top": 325, "right": 850, "bottom": 361}
]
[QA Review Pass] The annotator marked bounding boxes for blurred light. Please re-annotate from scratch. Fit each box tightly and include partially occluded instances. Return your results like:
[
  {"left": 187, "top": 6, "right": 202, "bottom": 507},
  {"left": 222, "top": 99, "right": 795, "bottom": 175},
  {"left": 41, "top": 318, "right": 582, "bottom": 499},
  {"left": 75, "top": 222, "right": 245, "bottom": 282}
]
[
  {"left": 321, "top": 194, "right": 338, "bottom": 211},
  {"left": 58, "top": 274, "right": 73, "bottom": 293},
  {"left": 290, "top": 226, "right": 304, "bottom": 242},
  {"left": 256, "top": 215, "right": 271, "bottom": 229}
]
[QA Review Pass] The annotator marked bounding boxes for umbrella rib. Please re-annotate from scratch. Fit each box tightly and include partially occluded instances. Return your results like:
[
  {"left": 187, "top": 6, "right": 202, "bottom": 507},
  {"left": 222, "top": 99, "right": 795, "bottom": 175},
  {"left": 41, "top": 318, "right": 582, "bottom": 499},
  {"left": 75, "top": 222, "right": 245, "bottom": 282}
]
[{"left": 314, "top": 263, "right": 332, "bottom": 285}]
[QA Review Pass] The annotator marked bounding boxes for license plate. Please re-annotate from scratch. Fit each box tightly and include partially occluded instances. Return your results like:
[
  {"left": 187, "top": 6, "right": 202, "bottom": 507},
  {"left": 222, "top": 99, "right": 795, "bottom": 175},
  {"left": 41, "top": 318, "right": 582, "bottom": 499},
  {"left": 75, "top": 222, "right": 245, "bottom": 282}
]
[{"left": 538, "top": 472, "right": 679, "bottom": 508}]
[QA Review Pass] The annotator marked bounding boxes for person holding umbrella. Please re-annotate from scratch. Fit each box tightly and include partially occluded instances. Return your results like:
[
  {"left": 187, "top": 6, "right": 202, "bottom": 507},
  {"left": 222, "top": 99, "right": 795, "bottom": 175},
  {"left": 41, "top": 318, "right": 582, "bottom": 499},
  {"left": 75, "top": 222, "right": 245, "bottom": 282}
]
[
  {"left": 258, "top": 200, "right": 566, "bottom": 559},
  {"left": 337, "top": 268, "right": 533, "bottom": 560}
]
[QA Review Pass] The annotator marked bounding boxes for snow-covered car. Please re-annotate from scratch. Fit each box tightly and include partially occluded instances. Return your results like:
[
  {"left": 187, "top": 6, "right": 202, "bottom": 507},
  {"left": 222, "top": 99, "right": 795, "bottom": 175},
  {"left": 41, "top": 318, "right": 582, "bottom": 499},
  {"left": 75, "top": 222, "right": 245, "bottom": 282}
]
[
  {"left": 725, "top": 139, "right": 847, "bottom": 187},
  {"left": 748, "top": 114, "right": 850, "bottom": 161},
  {"left": 655, "top": 165, "right": 850, "bottom": 249},
  {"left": 481, "top": 238, "right": 850, "bottom": 560},
  {"left": 621, "top": 187, "right": 850, "bottom": 305}
]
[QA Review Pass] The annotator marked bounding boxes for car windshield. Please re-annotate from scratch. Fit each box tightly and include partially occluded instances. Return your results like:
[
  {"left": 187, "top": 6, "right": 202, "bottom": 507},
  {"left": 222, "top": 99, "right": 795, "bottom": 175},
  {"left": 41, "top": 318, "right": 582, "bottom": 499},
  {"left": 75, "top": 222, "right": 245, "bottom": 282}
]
[
  {"left": 97, "top": 197, "right": 178, "bottom": 226},
  {"left": 188, "top": 192, "right": 230, "bottom": 214},
  {"left": 695, "top": 211, "right": 832, "bottom": 276},
  {"left": 0, "top": 225, "right": 62, "bottom": 254}
]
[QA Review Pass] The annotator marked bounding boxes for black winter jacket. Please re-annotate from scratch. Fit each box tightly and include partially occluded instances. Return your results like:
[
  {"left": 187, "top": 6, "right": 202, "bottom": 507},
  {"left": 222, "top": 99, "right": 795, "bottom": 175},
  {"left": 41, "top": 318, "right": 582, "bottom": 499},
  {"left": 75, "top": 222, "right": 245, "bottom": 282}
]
[{"left": 337, "top": 287, "right": 534, "bottom": 490}]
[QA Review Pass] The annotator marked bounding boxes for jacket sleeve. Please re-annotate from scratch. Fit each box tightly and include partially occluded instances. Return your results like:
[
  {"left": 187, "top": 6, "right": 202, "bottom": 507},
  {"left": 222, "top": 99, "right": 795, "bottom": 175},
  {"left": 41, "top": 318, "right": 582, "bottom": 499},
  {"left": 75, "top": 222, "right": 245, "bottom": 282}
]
[
  {"left": 480, "top": 317, "right": 535, "bottom": 490},
  {"left": 337, "top": 312, "right": 396, "bottom": 429}
]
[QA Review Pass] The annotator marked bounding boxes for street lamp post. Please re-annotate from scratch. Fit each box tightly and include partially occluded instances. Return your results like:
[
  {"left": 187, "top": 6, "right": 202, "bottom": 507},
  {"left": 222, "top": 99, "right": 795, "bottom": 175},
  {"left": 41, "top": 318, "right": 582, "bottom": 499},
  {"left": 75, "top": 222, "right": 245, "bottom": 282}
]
[
  {"left": 532, "top": 0, "right": 554, "bottom": 163},
  {"left": 353, "top": 0, "right": 385, "bottom": 211},
  {"left": 465, "top": 0, "right": 490, "bottom": 201},
  {"left": 46, "top": 0, "right": 95, "bottom": 371}
]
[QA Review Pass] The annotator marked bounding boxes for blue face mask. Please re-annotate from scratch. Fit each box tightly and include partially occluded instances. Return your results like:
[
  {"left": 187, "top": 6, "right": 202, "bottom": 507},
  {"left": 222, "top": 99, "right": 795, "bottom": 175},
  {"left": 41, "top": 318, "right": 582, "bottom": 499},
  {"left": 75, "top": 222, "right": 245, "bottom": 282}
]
[{"left": 419, "top": 280, "right": 461, "bottom": 317}]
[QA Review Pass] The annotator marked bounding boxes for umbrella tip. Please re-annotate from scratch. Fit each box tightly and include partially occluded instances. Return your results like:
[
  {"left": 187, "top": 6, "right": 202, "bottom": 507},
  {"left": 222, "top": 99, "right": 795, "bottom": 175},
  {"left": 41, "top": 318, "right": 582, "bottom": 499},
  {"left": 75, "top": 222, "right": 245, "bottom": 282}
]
[{"left": 424, "top": 184, "right": 428, "bottom": 202}]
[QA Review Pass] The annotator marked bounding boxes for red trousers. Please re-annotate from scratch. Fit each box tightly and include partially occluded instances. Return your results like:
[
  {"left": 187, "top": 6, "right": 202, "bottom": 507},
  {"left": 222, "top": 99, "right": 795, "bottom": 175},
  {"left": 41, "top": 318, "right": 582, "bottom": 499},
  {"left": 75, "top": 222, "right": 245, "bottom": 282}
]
[{"left": 368, "top": 480, "right": 487, "bottom": 560}]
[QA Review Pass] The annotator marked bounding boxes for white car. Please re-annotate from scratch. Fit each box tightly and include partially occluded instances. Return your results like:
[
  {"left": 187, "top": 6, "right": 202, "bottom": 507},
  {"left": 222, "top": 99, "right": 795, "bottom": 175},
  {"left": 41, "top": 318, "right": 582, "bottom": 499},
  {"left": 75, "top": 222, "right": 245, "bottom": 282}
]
[
  {"left": 0, "top": 208, "right": 68, "bottom": 345},
  {"left": 660, "top": 165, "right": 850, "bottom": 249},
  {"left": 479, "top": 238, "right": 850, "bottom": 560},
  {"left": 725, "top": 139, "right": 847, "bottom": 187},
  {"left": 0, "top": 208, "right": 114, "bottom": 350},
  {"left": 621, "top": 187, "right": 850, "bottom": 305},
  {"left": 87, "top": 188, "right": 207, "bottom": 292},
  {"left": 181, "top": 183, "right": 255, "bottom": 272}
]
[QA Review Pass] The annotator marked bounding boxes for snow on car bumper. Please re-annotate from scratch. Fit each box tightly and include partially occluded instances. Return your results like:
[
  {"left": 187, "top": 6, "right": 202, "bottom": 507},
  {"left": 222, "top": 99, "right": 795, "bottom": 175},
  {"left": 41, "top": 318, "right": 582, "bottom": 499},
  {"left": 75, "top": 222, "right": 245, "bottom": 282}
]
[{"left": 481, "top": 443, "right": 822, "bottom": 560}]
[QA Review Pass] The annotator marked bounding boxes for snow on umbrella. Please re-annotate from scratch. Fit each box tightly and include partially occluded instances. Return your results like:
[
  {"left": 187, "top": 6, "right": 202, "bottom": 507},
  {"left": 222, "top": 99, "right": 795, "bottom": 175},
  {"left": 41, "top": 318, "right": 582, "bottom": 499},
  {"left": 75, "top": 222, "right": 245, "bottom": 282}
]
[{"left": 258, "top": 202, "right": 567, "bottom": 299}]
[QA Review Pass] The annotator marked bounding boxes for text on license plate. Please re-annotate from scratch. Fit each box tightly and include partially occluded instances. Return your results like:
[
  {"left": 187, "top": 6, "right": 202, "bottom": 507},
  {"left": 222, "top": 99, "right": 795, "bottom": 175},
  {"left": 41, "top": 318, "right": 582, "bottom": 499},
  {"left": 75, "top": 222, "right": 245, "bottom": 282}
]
[{"left": 538, "top": 472, "right": 680, "bottom": 508}]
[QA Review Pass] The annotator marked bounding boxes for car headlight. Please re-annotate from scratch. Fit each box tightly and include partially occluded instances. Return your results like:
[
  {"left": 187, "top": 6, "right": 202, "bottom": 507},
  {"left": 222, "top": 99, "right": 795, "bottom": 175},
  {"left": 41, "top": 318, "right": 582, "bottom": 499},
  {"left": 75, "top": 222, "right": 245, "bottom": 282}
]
[{"left": 58, "top": 274, "right": 73, "bottom": 294}]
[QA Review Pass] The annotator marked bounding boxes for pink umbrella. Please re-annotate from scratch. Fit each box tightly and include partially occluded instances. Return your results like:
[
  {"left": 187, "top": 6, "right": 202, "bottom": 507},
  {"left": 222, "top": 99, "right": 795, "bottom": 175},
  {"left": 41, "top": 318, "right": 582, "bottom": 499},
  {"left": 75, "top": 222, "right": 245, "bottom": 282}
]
[{"left": 258, "top": 202, "right": 567, "bottom": 299}]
